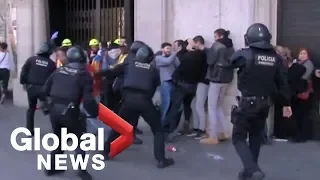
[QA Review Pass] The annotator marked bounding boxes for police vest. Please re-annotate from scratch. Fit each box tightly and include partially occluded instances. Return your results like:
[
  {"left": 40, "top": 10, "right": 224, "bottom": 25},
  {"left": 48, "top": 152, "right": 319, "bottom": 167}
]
[
  {"left": 239, "top": 48, "right": 278, "bottom": 96},
  {"left": 117, "top": 54, "right": 128, "bottom": 64},
  {"left": 49, "top": 63, "right": 86, "bottom": 103},
  {"left": 123, "top": 61, "right": 158, "bottom": 95}
]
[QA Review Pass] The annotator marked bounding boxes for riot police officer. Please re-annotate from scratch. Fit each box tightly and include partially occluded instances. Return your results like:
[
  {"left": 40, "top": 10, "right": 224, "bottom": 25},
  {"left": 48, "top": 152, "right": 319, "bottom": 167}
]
[
  {"left": 112, "top": 40, "right": 147, "bottom": 144},
  {"left": 226, "top": 23, "right": 292, "bottom": 180},
  {"left": 20, "top": 42, "right": 56, "bottom": 136},
  {"left": 42, "top": 46, "right": 98, "bottom": 180},
  {"left": 96, "top": 44, "right": 174, "bottom": 168}
]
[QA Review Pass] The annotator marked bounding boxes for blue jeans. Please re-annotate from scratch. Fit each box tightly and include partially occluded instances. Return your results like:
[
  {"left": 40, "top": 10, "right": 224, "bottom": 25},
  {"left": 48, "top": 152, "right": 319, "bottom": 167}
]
[{"left": 160, "top": 80, "right": 173, "bottom": 124}]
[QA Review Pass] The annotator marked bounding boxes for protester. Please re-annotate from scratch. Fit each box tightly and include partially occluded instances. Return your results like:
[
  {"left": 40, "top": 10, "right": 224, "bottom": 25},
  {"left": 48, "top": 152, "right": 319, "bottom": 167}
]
[
  {"left": 55, "top": 46, "right": 68, "bottom": 67},
  {"left": 90, "top": 45, "right": 104, "bottom": 98},
  {"left": 186, "top": 35, "right": 208, "bottom": 139},
  {"left": 0, "top": 42, "right": 14, "bottom": 103},
  {"left": 88, "top": 38, "right": 100, "bottom": 63},
  {"left": 164, "top": 39, "right": 207, "bottom": 141},
  {"left": 102, "top": 42, "right": 121, "bottom": 108},
  {"left": 154, "top": 42, "right": 179, "bottom": 124},
  {"left": 289, "top": 48, "right": 314, "bottom": 142},
  {"left": 273, "top": 46, "right": 297, "bottom": 139},
  {"left": 61, "top": 38, "right": 72, "bottom": 47},
  {"left": 203, "top": 29, "right": 234, "bottom": 144}
]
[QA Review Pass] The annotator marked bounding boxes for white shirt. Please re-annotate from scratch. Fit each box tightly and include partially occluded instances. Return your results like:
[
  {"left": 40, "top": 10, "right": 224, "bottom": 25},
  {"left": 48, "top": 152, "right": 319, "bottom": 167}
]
[{"left": 0, "top": 52, "right": 14, "bottom": 70}]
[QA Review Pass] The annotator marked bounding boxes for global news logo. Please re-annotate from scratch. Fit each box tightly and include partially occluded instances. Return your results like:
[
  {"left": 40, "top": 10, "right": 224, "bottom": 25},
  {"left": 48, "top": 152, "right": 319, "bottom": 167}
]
[{"left": 10, "top": 127, "right": 106, "bottom": 171}]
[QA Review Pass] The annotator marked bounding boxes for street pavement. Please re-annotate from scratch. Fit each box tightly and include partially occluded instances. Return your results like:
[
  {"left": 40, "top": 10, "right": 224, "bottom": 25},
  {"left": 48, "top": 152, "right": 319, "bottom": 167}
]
[{"left": 0, "top": 101, "right": 319, "bottom": 180}]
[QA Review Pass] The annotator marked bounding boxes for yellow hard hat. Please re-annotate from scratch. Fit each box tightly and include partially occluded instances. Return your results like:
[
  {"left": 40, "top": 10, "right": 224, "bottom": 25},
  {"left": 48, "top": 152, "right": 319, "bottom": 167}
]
[
  {"left": 113, "top": 39, "right": 121, "bottom": 45},
  {"left": 61, "top": 38, "right": 72, "bottom": 47},
  {"left": 89, "top": 38, "right": 99, "bottom": 46}
]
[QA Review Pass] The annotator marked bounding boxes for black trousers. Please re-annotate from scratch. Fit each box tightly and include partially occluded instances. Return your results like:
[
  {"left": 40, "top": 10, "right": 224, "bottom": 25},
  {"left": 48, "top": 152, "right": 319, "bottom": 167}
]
[
  {"left": 232, "top": 96, "right": 270, "bottom": 174},
  {"left": 105, "top": 90, "right": 165, "bottom": 161},
  {"left": 26, "top": 85, "right": 46, "bottom": 134},
  {"left": 0, "top": 68, "right": 10, "bottom": 94},
  {"left": 164, "top": 83, "right": 195, "bottom": 133},
  {"left": 49, "top": 104, "right": 86, "bottom": 169},
  {"left": 291, "top": 97, "right": 313, "bottom": 140}
]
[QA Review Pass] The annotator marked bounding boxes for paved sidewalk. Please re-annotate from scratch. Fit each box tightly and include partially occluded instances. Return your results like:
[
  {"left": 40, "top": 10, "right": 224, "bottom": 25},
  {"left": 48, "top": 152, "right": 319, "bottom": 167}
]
[{"left": 0, "top": 102, "right": 319, "bottom": 180}]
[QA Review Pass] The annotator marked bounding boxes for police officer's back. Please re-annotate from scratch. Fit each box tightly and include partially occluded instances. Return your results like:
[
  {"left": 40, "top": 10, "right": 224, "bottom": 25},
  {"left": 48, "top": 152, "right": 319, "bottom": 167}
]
[
  {"left": 20, "top": 42, "right": 56, "bottom": 135},
  {"left": 112, "top": 40, "right": 146, "bottom": 97},
  {"left": 228, "top": 23, "right": 292, "bottom": 180},
  {"left": 42, "top": 46, "right": 97, "bottom": 180},
  {"left": 103, "top": 45, "right": 175, "bottom": 168}
]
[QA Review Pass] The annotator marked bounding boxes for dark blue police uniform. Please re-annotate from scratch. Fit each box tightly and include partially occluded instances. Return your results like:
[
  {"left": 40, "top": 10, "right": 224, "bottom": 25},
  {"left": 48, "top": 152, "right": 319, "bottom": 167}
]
[
  {"left": 226, "top": 24, "right": 291, "bottom": 180},
  {"left": 20, "top": 42, "right": 56, "bottom": 135},
  {"left": 100, "top": 45, "right": 175, "bottom": 168},
  {"left": 42, "top": 46, "right": 97, "bottom": 180}
]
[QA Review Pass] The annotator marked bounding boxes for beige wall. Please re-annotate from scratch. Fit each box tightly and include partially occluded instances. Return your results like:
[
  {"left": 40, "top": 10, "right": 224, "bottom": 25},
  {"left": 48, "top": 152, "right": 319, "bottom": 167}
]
[
  {"left": 134, "top": 0, "right": 277, "bottom": 135},
  {"left": 13, "top": 0, "right": 47, "bottom": 107},
  {"left": 134, "top": 0, "right": 277, "bottom": 50}
]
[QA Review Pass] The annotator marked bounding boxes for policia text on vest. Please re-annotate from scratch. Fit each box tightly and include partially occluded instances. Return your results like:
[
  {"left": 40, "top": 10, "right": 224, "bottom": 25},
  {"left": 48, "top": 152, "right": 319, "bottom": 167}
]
[{"left": 10, "top": 127, "right": 106, "bottom": 171}]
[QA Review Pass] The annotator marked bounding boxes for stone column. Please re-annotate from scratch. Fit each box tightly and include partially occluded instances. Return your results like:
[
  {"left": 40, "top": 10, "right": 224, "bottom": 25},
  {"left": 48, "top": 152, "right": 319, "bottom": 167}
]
[
  {"left": 32, "top": 0, "right": 46, "bottom": 54},
  {"left": 134, "top": 0, "right": 167, "bottom": 50},
  {"left": 252, "top": 0, "right": 278, "bottom": 45},
  {"left": 13, "top": 0, "right": 33, "bottom": 107}
]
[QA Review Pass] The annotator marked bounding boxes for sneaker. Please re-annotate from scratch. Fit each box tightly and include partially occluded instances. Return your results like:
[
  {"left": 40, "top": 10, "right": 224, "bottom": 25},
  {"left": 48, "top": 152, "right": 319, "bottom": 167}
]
[
  {"left": 194, "top": 131, "right": 206, "bottom": 140},
  {"left": 200, "top": 137, "right": 219, "bottom": 145},
  {"left": 0, "top": 94, "right": 5, "bottom": 104},
  {"left": 44, "top": 169, "right": 65, "bottom": 176},
  {"left": 185, "top": 130, "right": 198, "bottom": 137},
  {"left": 217, "top": 132, "right": 229, "bottom": 141}
]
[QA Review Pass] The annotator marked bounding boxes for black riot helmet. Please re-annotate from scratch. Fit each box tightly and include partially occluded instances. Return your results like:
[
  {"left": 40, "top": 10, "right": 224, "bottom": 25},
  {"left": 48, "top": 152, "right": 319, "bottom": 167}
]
[
  {"left": 135, "top": 45, "right": 154, "bottom": 63},
  {"left": 130, "top": 41, "right": 145, "bottom": 54},
  {"left": 37, "top": 42, "right": 53, "bottom": 56},
  {"left": 66, "top": 45, "right": 87, "bottom": 63},
  {"left": 244, "top": 23, "right": 272, "bottom": 46}
]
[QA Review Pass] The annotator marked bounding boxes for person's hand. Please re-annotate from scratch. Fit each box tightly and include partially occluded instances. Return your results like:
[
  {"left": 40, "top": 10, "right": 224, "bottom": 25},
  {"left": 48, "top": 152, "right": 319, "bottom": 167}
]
[
  {"left": 50, "top": 31, "right": 59, "bottom": 40},
  {"left": 282, "top": 106, "right": 292, "bottom": 118},
  {"left": 315, "top": 69, "right": 320, "bottom": 78},
  {"left": 97, "top": 50, "right": 103, "bottom": 56}
]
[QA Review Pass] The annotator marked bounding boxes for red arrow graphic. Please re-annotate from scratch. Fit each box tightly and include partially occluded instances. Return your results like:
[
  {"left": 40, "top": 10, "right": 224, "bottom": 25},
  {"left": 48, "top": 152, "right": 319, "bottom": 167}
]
[{"left": 98, "top": 103, "right": 134, "bottom": 159}]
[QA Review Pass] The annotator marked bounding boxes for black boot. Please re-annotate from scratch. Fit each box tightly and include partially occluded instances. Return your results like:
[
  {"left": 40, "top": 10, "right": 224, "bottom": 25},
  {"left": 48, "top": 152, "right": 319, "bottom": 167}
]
[
  {"left": 262, "top": 136, "right": 272, "bottom": 145},
  {"left": 77, "top": 170, "right": 93, "bottom": 180},
  {"left": 135, "top": 128, "right": 143, "bottom": 135},
  {"left": 157, "top": 158, "right": 175, "bottom": 168},
  {"left": 133, "top": 135, "right": 143, "bottom": 145},
  {"left": 249, "top": 171, "right": 265, "bottom": 180},
  {"left": 44, "top": 169, "right": 65, "bottom": 176},
  {"left": 238, "top": 169, "right": 251, "bottom": 180}
]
